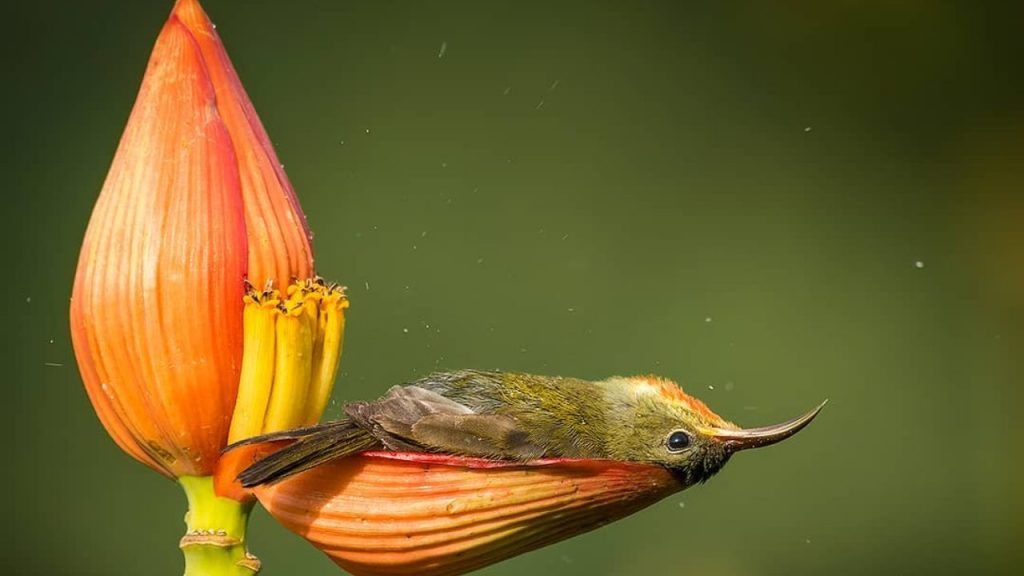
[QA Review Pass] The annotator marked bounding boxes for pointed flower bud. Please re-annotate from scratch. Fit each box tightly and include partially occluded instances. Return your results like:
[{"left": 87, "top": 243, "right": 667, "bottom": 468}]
[
  {"left": 254, "top": 453, "right": 680, "bottom": 576},
  {"left": 70, "top": 0, "right": 317, "bottom": 479}
]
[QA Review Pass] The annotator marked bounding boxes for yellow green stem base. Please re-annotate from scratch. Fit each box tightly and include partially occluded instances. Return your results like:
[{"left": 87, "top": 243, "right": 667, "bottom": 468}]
[{"left": 179, "top": 476, "right": 259, "bottom": 576}]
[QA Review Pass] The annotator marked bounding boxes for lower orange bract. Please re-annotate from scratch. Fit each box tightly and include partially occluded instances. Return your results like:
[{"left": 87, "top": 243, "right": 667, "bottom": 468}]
[{"left": 255, "top": 453, "right": 681, "bottom": 576}]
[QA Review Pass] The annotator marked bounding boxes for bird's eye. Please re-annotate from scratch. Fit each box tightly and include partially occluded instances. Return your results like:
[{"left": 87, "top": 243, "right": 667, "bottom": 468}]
[{"left": 666, "top": 431, "right": 691, "bottom": 452}]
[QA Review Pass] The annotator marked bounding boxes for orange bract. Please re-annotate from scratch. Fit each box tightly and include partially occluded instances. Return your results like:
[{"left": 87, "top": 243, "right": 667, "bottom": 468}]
[
  {"left": 173, "top": 0, "right": 313, "bottom": 288},
  {"left": 70, "top": 0, "right": 313, "bottom": 478},
  {"left": 255, "top": 453, "right": 681, "bottom": 576}
]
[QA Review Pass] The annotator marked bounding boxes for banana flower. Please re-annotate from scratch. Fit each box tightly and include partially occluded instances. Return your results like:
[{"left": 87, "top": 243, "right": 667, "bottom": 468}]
[{"left": 69, "top": 1, "right": 346, "bottom": 573}]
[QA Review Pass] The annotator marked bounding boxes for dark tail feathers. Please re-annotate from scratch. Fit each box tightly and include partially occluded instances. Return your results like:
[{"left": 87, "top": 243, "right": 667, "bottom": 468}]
[{"left": 232, "top": 420, "right": 380, "bottom": 487}]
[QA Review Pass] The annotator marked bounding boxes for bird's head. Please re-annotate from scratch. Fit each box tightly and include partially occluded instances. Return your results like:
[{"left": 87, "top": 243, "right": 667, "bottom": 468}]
[{"left": 599, "top": 376, "right": 825, "bottom": 486}]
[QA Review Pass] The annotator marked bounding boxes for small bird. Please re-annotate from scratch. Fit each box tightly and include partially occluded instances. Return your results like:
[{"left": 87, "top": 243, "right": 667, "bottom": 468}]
[{"left": 234, "top": 369, "right": 824, "bottom": 488}]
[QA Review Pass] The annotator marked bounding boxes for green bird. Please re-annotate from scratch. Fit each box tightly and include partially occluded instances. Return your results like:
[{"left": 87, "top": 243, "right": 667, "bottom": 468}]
[{"left": 233, "top": 369, "right": 824, "bottom": 488}]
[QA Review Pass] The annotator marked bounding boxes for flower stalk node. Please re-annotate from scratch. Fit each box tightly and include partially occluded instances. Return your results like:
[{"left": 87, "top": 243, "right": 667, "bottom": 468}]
[
  {"left": 237, "top": 553, "right": 262, "bottom": 573},
  {"left": 179, "top": 476, "right": 259, "bottom": 575},
  {"left": 180, "top": 531, "right": 242, "bottom": 548}
]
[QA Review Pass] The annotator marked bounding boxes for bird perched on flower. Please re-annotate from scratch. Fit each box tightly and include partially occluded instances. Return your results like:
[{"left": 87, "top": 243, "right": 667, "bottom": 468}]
[
  {"left": 235, "top": 369, "right": 823, "bottom": 487},
  {"left": 228, "top": 369, "right": 824, "bottom": 576}
]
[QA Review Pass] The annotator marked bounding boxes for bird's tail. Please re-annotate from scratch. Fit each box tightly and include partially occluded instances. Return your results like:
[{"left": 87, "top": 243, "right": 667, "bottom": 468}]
[{"left": 226, "top": 420, "right": 380, "bottom": 487}]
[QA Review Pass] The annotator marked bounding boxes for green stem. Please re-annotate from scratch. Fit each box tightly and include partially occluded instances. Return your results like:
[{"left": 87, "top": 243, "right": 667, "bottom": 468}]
[{"left": 179, "top": 476, "right": 259, "bottom": 576}]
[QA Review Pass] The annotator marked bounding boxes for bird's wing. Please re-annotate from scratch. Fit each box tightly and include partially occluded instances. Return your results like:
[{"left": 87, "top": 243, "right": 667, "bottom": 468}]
[
  {"left": 349, "top": 385, "right": 546, "bottom": 460},
  {"left": 235, "top": 384, "right": 545, "bottom": 487}
]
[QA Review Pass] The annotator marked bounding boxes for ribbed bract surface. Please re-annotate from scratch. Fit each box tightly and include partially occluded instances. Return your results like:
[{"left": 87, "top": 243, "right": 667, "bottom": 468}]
[{"left": 257, "top": 453, "right": 680, "bottom": 576}]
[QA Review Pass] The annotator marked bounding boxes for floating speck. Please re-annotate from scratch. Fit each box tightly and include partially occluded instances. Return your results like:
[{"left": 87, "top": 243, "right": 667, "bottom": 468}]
[
  {"left": 677, "top": 501, "right": 686, "bottom": 509},
  {"left": 567, "top": 307, "right": 575, "bottom": 313},
  {"left": 44, "top": 362, "right": 63, "bottom": 367},
  {"left": 704, "top": 317, "right": 712, "bottom": 323},
  {"left": 438, "top": 41, "right": 447, "bottom": 59},
  {"left": 914, "top": 260, "right": 925, "bottom": 269},
  {"left": 804, "top": 126, "right": 812, "bottom": 132},
  {"left": 476, "top": 258, "right": 484, "bottom": 264},
  {"left": 402, "top": 328, "right": 409, "bottom": 334},
  {"left": 708, "top": 385, "right": 715, "bottom": 390},
  {"left": 339, "top": 140, "right": 345, "bottom": 145},
  {"left": 724, "top": 380, "right": 735, "bottom": 392},
  {"left": 421, "top": 231, "right": 428, "bottom": 238},
  {"left": 805, "top": 539, "right": 812, "bottom": 544},
  {"left": 536, "top": 99, "right": 545, "bottom": 110},
  {"left": 502, "top": 86, "right": 511, "bottom": 96},
  {"left": 48, "top": 339, "right": 54, "bottom": 344},
  {"left": 520, "top": 348, "right": 527, "bottom": 353},
  {"left": 560, "top": 233, "right": 569, "bottom": 240},
  {"left": 441, "top": 162, "right": 447, "bottom": 168},
  {"left": 365, "top": 128, "right": 371, "bottom": 134},
  {"left": 550, "top": 79, "right": 560, "bottom": 91},
  {"left": 25, "top": 297, "right": 31, "bottom": 303}
]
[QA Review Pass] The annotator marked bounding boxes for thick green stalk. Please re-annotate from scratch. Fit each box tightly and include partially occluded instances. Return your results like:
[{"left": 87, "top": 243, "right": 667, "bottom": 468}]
[{"left": 179, "top": 476, "right": 259, "bottom": 576}]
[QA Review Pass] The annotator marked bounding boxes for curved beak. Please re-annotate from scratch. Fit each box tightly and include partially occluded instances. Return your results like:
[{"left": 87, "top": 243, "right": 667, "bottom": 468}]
[{"left": 709, "top": 400, "right": 827, "bottom": 452}]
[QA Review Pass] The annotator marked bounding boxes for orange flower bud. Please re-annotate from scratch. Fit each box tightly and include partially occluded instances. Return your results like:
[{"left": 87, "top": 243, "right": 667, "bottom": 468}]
[
  {"left": 254, "top": 453, "right": 680, "bottom": 576},
  {"left": 70, "top": 0, "right": 314, "bottom": 479}
]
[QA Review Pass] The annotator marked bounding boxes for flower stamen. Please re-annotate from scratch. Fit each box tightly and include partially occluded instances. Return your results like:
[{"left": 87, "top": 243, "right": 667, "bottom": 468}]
[{"left": 228, "top": 279, "right": 348, "bottom": 443}]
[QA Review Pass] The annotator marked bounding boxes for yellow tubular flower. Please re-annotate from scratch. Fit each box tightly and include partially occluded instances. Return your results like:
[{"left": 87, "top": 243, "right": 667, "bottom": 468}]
[
  {"left": 227, "top": 280, "right": 349, "bottom": 441},
  {"left": 263, "top": 298, "right": 315, "bottom": 433},
  {"left": 305, "top": 287, "right": 349, "bottom": 425},
  {"left": 227, "top": 290, "right": 280, "bottom": 444}
]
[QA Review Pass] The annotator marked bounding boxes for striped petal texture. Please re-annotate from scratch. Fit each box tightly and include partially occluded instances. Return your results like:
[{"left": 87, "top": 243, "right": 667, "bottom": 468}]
[
  {"left": 70, "top": 0, "right": 314, "bottom": 478},
  {"left": 256, "top": 453, "right": 681, "bottom": 576}
]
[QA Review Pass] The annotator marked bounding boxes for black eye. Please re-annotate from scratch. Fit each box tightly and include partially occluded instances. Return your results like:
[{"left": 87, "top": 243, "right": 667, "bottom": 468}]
[{"left": 667, "top": 431, "right": 691, "bottom": 452}]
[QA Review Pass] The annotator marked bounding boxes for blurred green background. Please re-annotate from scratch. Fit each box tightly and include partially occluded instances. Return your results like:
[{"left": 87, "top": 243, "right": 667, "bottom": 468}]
[{"left": 6, "top": 0, "right": 1023, "bottom": 574}]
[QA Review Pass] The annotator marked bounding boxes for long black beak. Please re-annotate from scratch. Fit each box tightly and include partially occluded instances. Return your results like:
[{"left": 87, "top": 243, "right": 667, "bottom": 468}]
[{"left": 709, "top": 400, "right": 827, "bottom": 452}]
